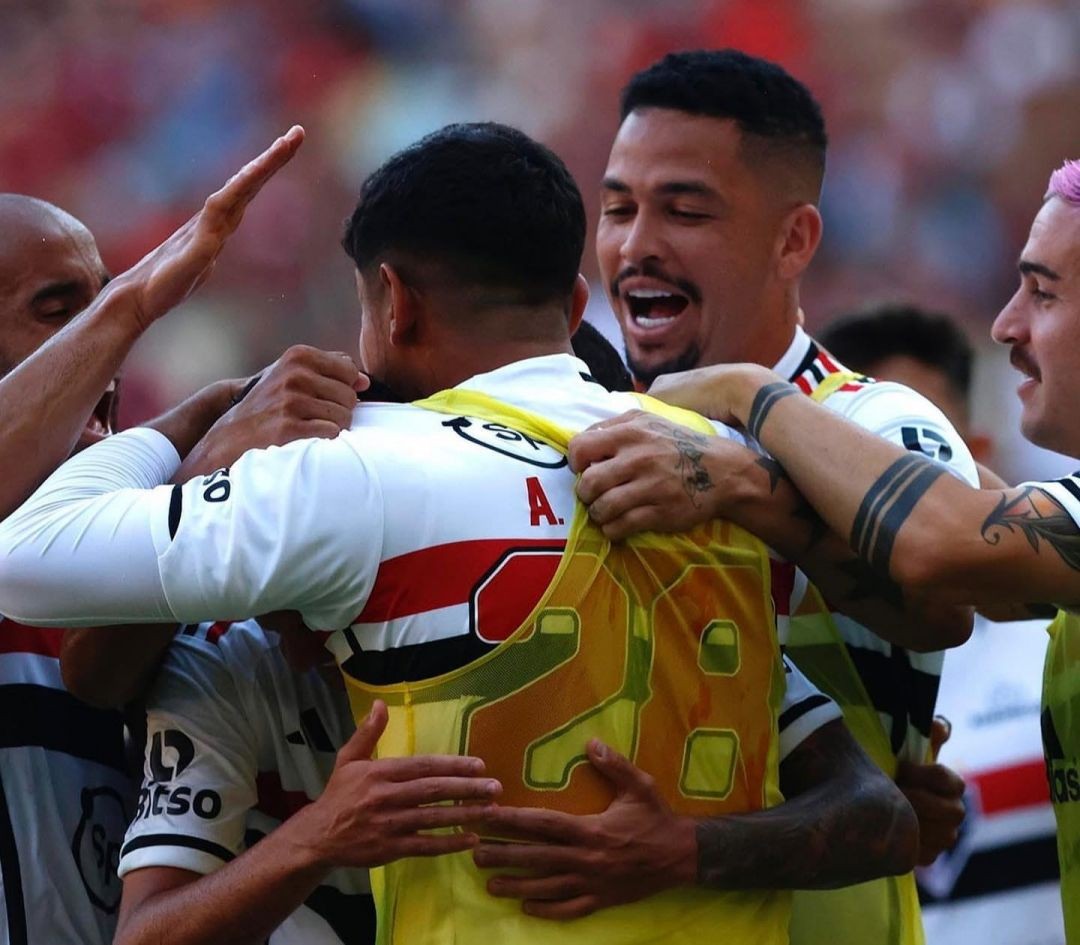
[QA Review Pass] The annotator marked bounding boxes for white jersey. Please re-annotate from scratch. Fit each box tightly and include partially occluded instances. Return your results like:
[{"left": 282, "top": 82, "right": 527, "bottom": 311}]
[
  {"left": 119, "top": 619, "right": 372, "bottom": 945},
  {"left": 776, "top": 327, "right": 980, "bottom": 761},
  {"left": 0, "top": 617, "right": 133, "bottom": 945},
  {"left": 918, "top": 615, "right": 1063, "bottom": 945},
  {"left": 0, "top": 354, "right": 837, "bottom": 756}
]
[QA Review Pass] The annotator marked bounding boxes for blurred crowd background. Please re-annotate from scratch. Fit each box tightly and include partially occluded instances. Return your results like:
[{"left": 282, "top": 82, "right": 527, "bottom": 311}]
[{"left": 2, "top": 0, "right": 1079, "bottom": 481}]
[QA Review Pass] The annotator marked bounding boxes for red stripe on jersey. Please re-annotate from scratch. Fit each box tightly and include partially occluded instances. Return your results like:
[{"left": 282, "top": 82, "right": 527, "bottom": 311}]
[
  {"left": 255, "top": 771, "right": 313, "bottom": 822},
  {"left": 205, "top": 621, "right": 233, "bottom": 646},
  {"left": 837, "top": 383, "right": 866, "bottom": 393},
  {"left": 970, "top": 759, "right": 1050, "bottom": 815},
  {"left": 794, "top": 376, "right": 813, "bottom": 395},
  {"left": 817, "top": 350, "right": 841, "bottom": 374},
  {"left": 769, "top": 561, "right": 796, "bottom": 618},
  {"left": 356, "top": 538, "right": 566, "bottom": 623},
  {"left": 0, "top": 619, "right": 64, "bottom": 659}
]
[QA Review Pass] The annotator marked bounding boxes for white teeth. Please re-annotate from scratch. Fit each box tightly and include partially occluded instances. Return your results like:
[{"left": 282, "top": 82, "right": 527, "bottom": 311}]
[
  {"left": 634, "top": 315, "right": 676, "bottom": 328},
  {"left": 626, "top": 289, "right": 676, "bottom": 299}
]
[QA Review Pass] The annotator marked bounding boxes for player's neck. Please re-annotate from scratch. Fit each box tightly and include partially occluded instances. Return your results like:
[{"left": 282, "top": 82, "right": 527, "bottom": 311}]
[{"left": 410, "top": 337, "right": 577, "bottom": 397}]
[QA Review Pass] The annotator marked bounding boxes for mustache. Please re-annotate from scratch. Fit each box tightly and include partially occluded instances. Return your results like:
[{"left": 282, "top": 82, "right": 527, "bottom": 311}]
[
  {"left": 1009, "top": 346, "right": 1041, "bottom": 380},
  {"left": 610, "top": 262, "right": 702, "bottom": 306}
]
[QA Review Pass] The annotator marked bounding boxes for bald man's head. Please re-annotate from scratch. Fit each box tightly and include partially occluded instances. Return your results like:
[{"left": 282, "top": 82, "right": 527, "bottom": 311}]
[{"left": 0, "top": 194, "right": 108, "bottom": 376}]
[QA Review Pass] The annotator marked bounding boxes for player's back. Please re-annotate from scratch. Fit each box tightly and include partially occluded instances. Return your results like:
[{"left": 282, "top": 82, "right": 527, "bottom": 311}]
[{"left": 333, "top": 355, "right": 791, "bottom": 944}]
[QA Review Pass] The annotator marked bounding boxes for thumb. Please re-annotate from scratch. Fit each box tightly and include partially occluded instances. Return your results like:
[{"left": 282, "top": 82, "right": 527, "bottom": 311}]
[
  {"left": 586, "top": 740, "right": 655, "bottom": 797},
  {"left": 336, "top": 700, "right": 388, "bottom": 767},
  {"left": 929, "top": 716, "right": 952, "bottom": 761}
]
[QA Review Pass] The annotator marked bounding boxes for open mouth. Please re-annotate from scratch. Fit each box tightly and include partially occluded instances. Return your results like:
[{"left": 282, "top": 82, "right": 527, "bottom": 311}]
[
  {"left": 624, "top": 288, "right": 690, "bottom": 330},
  {"left": 86, "top": 381, "right": 118, "bottom": 437}
]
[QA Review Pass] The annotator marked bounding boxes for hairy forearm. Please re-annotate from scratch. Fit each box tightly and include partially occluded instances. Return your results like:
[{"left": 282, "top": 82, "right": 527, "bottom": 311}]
[
  {"left": 116, "top": 811, "right": 329, "bottom": 945},
  {"left": 61, "top": 625, "right": 177, "bottom": 709},
  {"left": 695, "top": 721, "right": 918, "bottom": 890},
  {"left": 0, "top": 284, "right": 145, "bottom": 519}
]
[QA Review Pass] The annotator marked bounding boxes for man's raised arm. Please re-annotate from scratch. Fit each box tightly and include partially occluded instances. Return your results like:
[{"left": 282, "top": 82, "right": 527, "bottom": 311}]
[
  {"left": 568, "top": 410, "right": 972, "bottom": 650},
  {"left": 648, "top": 363, "right": 1080, "bottom": 609}
]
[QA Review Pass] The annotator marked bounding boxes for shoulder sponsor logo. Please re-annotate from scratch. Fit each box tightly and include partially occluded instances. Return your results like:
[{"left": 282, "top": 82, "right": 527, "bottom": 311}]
[
  {"left": 138, "top": 729, "right": 223, "bottom": 822},
  {"left": 149, "top": 729, "right": 195, "bottom": 782},
  {"left": 901, "top": 425, "right": 954, "bottom": 463},
  {"left": 1042, "top": 707, "right": 1080, "bottom": 804},
  {"left": 72, "top": 785, "right": 129, "bottom": 914},
  {"left": 442, "top": 417, "right": 568, "bottom": 468}
]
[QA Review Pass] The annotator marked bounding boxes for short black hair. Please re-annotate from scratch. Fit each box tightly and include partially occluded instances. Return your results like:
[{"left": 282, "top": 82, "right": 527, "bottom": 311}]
[
  {"left": 571, "top": 320, "right": 634, "bottom": 392},
  {"left": 620, "top": 49, "right": 827, "bottom": 189},
  {"left": 819, "top": 303, "right": 973, "bottom": 400},
  {"left": 342, "top": 122, "right": 586, "bottom": 306}
]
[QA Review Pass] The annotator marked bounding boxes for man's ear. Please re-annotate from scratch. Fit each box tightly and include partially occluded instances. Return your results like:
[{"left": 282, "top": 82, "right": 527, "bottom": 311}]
[
  {"left": 776, "top": 204, "right": 823, "bottom": 282},
  {"left": 567, "top": 274, "right": 590, "bottom": 335},
  {"left": 380, "top": 263, "right": 419, "bottom": 346}
]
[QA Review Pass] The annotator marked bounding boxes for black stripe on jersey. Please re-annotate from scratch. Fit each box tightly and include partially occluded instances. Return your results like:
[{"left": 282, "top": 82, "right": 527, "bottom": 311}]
[
  {"left": 1055, "top": 475, "right": 1080, "bottom": 505},
  {"left": 0, "top": 685, "right": 125, "bottom": 774},
  {"left": 807, "top": 361, "right": 826, "bottom": 384},
  {"left": 342, "top": 632, "right": 496, "bottom": 686},
  {"left": 778, "top": 693, "right": 832, "bottom": 731},
  {"left": 789, "top": 340, "right": 821, "bottom": 382},
  {"left": 300, "top": 708, "right": 335, "bottom": 754},
  {"left": 120, "top": 833, "right": 235, "bottom": 864},
  {"left": 918, "top": 834, "right": 1060, "bottom": 903},
  {"left": 845, "top": 646, "right": 940, "bottom": 754},
  {"left": 306, "top": 885, "right": 376, "bottom": 945},
  {"left": 0, "top": 769, "right": 28, "bottom": 945},
  {"left": 168, "top": 485, "right": 182, "bottom": 539}
]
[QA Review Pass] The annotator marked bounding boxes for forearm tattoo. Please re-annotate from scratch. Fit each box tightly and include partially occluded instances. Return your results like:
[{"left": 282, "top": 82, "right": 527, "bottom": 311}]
[
  {"left": 695, "top": 722, "right": 916, "bottom": 890},
  {"left": 981, "top": 486, "right": 1080, "bottom": 571},
  {"left": 755, "top": 456, "right": 827, "bottom": 549},
  {"left": 656, "top": 422, "right": 714, "bottom": 508},
  {"left": 746, "top": 382, "right": 799, "bottom": 441},
  {"left": 851, "top": 454, "right": 946, "bottom": 574}
]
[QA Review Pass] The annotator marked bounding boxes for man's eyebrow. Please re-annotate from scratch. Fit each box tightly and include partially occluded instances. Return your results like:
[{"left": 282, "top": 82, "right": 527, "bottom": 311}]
[
  {"left": 601, "top": 177, "right": 722, "bottom": 200},
  {"left": 656, "top": 180, "right": 717, "bottom": 197},
  {"left": 1018, "top": 260, "right": 1061, "bottom": 281}
]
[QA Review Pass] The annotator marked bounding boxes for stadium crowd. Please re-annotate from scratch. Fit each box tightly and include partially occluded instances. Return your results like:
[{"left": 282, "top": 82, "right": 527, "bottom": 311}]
[{"left": 0, "top": 4, "right": 1079, "bottom": 945}]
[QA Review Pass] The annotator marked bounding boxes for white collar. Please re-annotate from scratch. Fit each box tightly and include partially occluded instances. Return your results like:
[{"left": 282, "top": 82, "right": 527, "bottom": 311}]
[
  {"left": 770, "top": 325, "right": 814, "bottom": 381},
  {"left": 455, "top": 354, "right": 596, "bottom": 400}
]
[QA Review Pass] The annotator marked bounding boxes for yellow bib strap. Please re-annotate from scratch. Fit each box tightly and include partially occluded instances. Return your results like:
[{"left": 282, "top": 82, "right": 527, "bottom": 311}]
[{"left": 809, "top": 370, "right": 868, "bottom": 404}]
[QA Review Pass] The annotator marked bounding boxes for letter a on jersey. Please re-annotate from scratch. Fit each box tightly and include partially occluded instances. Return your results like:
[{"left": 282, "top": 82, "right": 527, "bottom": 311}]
[{"left": 526, "top": 476, "right": 560, "bottom": 527}]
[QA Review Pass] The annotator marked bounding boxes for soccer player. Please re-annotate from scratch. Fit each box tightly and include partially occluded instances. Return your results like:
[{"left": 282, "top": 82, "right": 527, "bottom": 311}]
[
  {"left": 476, "top": 49, "right": 973, "bottom": 945},
  {"left": 819, "top": 305, "right": 1063, "bottom": 945},
  {"left": 585, "top": 157, "right": 1080, "bottom": 943},
  {"left": 0, "top": 122, "right": 918, "bottom": 944},
  {"left": 0, "top": 136, "right": 497, "bottom": 944}
]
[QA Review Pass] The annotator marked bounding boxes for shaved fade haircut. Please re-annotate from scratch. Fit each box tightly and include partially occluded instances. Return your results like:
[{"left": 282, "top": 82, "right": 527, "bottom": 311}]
[{"left": 620, "top": 49, "right": 827, "bottom": 200}]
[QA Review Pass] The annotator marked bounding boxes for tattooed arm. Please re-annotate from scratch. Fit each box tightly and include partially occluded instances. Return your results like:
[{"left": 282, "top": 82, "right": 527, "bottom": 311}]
[
  {"left": 569, "top": 412, "right": 971, "bottom": 649},
  {"left": 648, "top": 363, "right": 1080, "bottom": 609},
  {"left": 471, "top": 718, "right": 918, "bottom": 918}
]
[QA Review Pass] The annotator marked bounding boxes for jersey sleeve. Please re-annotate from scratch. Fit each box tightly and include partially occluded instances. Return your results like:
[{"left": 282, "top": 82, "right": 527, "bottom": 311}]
[
  {"left": 0, "top": 428, "right": 178, "bottom": 625},
  {"left": 156, "top": 435, "right": 385, "bottom": 631},
  {"left": 118, "top": 631, "right": 258, "bottom": 878},
  {"left": 778, "top": 655, "right": 842, "bottom": 761},
  {"left": 826, "top": 382, "right": 979, "bottom": 486},
  {"left": 0, "top": 428, "right": 385, "bottom": 631},
  {"left": 1026, "top": 473, "right": 1080, "bottom": 528}
]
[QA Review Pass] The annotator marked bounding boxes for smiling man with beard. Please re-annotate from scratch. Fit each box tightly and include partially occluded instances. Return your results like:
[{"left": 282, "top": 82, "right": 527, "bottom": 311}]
[{"left": 471, "top": 49, "right": 979, "bottom": 945}]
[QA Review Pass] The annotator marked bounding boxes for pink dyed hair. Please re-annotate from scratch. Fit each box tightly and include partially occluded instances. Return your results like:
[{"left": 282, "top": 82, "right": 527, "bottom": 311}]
[{"left": 1047, "top": 159, "right": 1080, "bottom": 207}]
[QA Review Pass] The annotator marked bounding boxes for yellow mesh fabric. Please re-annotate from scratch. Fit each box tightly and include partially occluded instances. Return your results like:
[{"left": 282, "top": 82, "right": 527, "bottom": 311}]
[
  {"left": 1043, "top": 610, "right": 1080, "bottom": 944},
  {"left": 787, "top": 370, "right": 924, "bottom": 945},
  {"left": 344, "top": 389, "right": 789, "bottom": 945}
]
